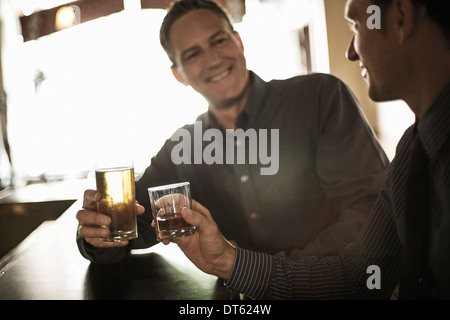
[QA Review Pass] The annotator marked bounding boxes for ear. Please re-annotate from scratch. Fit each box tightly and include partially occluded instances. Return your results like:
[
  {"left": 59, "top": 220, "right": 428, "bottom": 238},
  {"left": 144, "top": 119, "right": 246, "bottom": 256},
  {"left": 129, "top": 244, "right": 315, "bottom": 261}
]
[
  {"left": 393, "top": 0, "right": 417, "bottom": 44},
  {"left": 171, "top": 65, "right": 189, "bottom": 86},
  {"left": 233, "top": 31, "right": 244, "bottom": 52}
]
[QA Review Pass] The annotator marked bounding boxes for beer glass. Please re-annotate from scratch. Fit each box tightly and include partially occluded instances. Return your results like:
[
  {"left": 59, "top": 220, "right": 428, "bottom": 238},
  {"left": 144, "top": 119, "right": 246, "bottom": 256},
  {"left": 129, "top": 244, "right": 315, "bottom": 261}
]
[
  {"left": 148, "top": 182, "right": 196, "bottom": 239},
  {"left": 95, "top": 159, "right": 138, "bottom": 242}
]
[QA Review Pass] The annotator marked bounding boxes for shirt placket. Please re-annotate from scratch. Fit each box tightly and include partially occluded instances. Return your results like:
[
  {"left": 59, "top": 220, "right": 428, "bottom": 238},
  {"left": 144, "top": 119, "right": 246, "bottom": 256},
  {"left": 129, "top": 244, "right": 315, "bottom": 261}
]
[{"left": 226, "top": 130, "right": 270, "bottom": 246}]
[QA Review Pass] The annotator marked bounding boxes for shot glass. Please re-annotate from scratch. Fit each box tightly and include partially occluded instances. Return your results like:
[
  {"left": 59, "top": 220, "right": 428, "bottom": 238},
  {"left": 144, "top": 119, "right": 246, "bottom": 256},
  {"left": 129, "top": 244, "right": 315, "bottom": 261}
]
[
  {"left": 148, "top": 182, "right": 196, "bottom": 239},
  {"left": 95, "top": 160, "right": 138, "bottom": 242}
]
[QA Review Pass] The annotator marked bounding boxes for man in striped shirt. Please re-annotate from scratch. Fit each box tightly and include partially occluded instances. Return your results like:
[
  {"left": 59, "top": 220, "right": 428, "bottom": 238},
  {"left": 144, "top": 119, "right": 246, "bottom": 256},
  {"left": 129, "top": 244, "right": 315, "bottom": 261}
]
[{"left": 170, "top": 0, "right": 450, "bottom": 299}]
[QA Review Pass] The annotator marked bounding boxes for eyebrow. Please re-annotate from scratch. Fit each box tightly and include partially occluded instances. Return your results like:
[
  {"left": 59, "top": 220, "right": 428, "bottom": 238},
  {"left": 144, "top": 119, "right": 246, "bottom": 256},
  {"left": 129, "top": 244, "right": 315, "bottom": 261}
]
[
  {"left": 180, "top": 30, "right": 229, "bottom": 60},
  {"left": 209, "top": 30, "right": 229, "bottom": 41},
  {"left": 181, "top": 46, "right": 199, "bottom": 61}
]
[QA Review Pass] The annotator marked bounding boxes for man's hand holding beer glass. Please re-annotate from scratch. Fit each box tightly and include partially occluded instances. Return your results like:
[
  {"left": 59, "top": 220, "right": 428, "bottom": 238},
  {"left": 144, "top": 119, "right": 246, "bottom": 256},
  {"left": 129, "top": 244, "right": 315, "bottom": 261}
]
[
  {"left": 76, "top": 190, "right": 145, "bottom": 248},
  {"left": 156, "top": 200, "right": 237, "bottom": 280}
]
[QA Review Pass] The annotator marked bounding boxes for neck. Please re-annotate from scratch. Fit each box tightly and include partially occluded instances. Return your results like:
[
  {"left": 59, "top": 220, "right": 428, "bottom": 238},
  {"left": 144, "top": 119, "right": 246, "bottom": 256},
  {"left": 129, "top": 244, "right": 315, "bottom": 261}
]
[
  {"left": 210, "top": 105, "right": 244, "bottom": 130},
  {"left": 208, "top": 78, "right": 252, "bottom": 130},
  {"left": 404, "top": 62, "right": 450, "bottom": 119},
  {"left": 401, "top": 27, "right": 450, "bottom": 118}
]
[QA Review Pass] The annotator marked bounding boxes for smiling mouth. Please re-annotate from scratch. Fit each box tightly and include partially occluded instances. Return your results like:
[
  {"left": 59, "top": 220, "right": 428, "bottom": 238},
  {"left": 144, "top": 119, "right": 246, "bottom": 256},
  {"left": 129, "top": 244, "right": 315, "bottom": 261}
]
[
  {"left": 208, "top": 68, "right": 232, "bottom": 83},
  {"left": 361, "top": 68, "right": 368, "bottom": 78},
  {"left": 359, "top": 62, "right": 368, "bottom": 79}
]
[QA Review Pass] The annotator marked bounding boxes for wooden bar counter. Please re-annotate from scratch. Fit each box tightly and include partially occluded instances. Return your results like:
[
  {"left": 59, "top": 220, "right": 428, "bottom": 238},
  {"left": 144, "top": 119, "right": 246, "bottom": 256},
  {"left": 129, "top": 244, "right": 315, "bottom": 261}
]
[{"left": 0, "top": 199, "right": 236, "bottom": 300}]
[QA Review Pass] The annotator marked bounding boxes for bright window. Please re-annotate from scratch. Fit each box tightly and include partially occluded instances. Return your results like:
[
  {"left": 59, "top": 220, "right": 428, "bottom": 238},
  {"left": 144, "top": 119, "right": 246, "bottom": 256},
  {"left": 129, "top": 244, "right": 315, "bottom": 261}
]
[{"left": 1, "top": 0, "right": 327, "bottom": 187}]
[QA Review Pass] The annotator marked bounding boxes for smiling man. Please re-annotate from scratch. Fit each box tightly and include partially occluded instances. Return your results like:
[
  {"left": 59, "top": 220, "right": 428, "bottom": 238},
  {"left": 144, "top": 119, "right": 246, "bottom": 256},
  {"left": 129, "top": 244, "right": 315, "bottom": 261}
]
[
  {"left": 168, "top": 9, "right": 250, "bottom": 118},
  {"left": 76, "top": 0, "right": 388, "bottom": 267},
  {"left": 168, "top": 0, "right": 450, "bottom": 299}
]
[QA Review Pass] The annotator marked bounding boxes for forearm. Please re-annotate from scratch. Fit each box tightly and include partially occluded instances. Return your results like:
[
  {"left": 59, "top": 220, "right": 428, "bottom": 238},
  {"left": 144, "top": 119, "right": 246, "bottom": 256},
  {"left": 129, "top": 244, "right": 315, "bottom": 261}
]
[
  {"left": 225, "top": 247, "right": 385, "bottom": 300},
  {"left": 76, "top": 233, "right": 131, "bottom": 264},
  {"left": 224, "top": 248, "right": 273, "bottom": 299}
]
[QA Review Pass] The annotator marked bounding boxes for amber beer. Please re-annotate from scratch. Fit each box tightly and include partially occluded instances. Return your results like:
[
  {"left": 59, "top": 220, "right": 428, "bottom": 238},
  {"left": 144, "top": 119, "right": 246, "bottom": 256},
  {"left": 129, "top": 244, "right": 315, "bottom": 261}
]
[
  {"left": 148, "top": 182, "right": 196, "bottom": 239},
  {"left": 95, "top": 166, "right": 138, "bottom": 242}
]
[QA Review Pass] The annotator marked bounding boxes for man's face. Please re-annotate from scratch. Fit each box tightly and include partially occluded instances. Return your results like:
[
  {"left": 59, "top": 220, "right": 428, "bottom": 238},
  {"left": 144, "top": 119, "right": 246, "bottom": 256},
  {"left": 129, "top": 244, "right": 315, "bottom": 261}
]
[
  {"left": 169, "top": 9, "right": 249, "bottom": 109},
  {"left": 345, "top": 0, "right": 403, "bottom": 102}
]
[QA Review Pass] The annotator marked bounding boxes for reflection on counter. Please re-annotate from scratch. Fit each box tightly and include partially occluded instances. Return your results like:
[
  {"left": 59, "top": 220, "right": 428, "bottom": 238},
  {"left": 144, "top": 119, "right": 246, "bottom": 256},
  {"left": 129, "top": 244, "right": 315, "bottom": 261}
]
[{"left": 0, "top": 178, "right": 92, "bottom": 259}]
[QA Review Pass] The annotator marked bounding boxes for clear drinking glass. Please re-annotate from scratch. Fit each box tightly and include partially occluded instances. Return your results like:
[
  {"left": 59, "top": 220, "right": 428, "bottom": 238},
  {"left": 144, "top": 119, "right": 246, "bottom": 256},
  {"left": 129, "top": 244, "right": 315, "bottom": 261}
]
[
  {"left": 148, "top": 182, "right": 196, "bottom": 239},
  {"left": 95, "top": 158, "right": 138, "bottom": 242}
]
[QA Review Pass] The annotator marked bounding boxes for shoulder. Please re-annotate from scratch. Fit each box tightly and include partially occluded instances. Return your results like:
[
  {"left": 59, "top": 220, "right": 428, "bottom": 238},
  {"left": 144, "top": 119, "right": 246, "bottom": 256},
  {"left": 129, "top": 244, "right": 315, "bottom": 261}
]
[
  {"left": 394, "top": 124, "right": 415, "bottom": 158},
  {"left": 267, "top": 73, "right": 346, "bottom": 93},
  {"left": 264, "top": 73, "right": 354, "bottom": 111},
  {"left": 266, "top": 73, "right": 359, "bottom": 114}
]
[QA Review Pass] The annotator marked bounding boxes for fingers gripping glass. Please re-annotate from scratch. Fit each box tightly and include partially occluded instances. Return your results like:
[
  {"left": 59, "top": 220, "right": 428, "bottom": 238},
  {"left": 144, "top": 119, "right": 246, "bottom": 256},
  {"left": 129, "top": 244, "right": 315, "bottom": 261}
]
[{"left": 148, "top": 182, "right": 196, "bottom": 239}]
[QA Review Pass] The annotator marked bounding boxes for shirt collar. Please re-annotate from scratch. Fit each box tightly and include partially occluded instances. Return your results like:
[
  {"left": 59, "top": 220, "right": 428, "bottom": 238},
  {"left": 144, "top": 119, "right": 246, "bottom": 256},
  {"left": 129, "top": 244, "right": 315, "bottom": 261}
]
[{"left": 417, "top": 80, "right": 450, "bottom": 160}]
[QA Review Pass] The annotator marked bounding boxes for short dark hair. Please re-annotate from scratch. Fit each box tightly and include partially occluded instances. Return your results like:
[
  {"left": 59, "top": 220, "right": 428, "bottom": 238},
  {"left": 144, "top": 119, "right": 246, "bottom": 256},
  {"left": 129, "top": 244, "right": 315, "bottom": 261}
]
[
  {"left": 160, "top": 0, "right": 235, "bottom": 65},
  {"left": 371, "top": 0, "right": 449, "bottom": 38}
]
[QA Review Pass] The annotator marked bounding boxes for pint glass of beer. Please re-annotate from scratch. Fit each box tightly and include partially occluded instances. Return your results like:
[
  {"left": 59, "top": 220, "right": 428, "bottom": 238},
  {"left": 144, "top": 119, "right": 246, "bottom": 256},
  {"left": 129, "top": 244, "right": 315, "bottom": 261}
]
[
  {"left": 95, "top": 159, "right": 138, "bottom": 242},
  {"left": 148, "top": 182, "right": 196, "bottom": 239}
]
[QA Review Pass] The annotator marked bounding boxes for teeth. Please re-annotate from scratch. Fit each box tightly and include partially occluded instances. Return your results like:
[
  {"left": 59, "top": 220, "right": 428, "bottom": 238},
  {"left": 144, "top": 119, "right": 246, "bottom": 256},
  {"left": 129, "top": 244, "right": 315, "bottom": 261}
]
[
  {"left": 210, "top": 69, "right": 230, "bottom": 82},
  {"left": 361, "top": 68, "right": 367, "bottom": 78}
]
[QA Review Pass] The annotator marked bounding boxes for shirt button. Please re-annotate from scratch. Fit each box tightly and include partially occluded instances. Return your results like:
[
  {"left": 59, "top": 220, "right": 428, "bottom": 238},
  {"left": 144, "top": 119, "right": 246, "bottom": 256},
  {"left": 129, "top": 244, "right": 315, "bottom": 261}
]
[
  {"left": 250, "top": 212, "right": 258, "bottom": 220},
  {"left": 240, "top": 175, "right": 249, "bottom": 183}
]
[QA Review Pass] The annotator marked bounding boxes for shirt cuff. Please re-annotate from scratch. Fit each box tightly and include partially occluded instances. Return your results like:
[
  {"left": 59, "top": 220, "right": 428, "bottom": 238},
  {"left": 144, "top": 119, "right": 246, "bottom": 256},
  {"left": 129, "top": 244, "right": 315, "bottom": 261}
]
[
  {"left": 224, "top": 247, "right": 273, "bottom": 299},
  {"left": 76, "top": 233, "right": 130, "bottom": 264}
]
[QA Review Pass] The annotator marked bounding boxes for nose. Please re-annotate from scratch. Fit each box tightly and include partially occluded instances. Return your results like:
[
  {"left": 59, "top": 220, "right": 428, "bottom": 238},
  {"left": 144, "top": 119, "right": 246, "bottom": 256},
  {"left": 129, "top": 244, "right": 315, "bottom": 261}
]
[
  {"left": 204, "top": 47, "right": 222, "bottom": 69},
  {"left": 345, "top": 36, "right": 359, "bottom": 62}
]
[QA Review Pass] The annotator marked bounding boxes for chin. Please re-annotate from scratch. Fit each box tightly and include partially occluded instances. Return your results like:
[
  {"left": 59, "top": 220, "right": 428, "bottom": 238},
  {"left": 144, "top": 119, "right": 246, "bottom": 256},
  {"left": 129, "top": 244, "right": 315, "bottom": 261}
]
[
  {"left": 368, "top": 84, "right": 398, "bottom": 103},
  {"left": 368, "top": 91, "right": 385, "bottom": 102}
]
